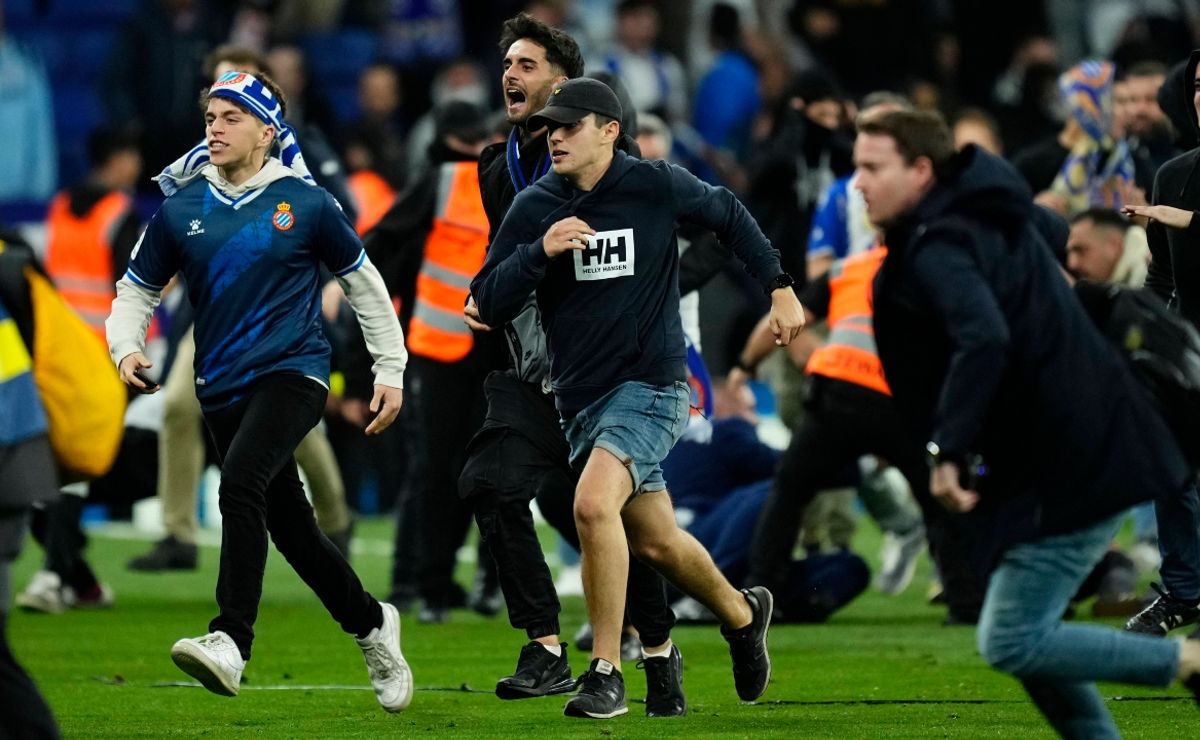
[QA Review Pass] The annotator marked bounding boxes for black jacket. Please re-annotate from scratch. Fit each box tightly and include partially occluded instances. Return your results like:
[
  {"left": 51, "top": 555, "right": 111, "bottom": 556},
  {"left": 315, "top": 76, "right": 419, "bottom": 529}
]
[
  {"left": 1145, "top": 50, "right": 1200, "bottom": 327},
  {"left": 473, "top": 149, "right": 783, "bottom": 414},
  {"left": 873, "top": 145, "right": 1190, "bottom": 537}
]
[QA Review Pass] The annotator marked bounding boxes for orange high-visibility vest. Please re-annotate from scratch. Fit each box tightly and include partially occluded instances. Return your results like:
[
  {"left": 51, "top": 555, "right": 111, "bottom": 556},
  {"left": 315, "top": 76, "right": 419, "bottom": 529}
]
[
  {"left": 44, "top": 190, "right": 131, "bottom": 340},
  {"left": 805, "top": 246, "right": 891, "bottom": 396},
  {"left": 407, "top": 161, "right": 488, "bottom": 363},
  {"left": 348, "top": 170, "right": 396, "bottom": 236}
]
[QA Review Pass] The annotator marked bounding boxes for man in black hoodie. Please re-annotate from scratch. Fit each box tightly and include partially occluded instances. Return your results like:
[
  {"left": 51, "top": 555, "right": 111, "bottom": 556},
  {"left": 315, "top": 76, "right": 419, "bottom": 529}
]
[
  {"left": 863, "top": 108, "right": 1200, "bottom": 738},
  {"left": 1121, "top": 51, "right": 1200, "bottom": 639},
  {"left": 473, "top": 77, "right": 804, "bottom": 719}
]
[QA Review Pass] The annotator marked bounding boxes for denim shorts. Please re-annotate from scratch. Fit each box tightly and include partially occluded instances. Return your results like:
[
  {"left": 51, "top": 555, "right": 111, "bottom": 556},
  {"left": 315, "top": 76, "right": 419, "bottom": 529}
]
[{"left": 562, "top": 380, "right": 691, "bottom": 497}]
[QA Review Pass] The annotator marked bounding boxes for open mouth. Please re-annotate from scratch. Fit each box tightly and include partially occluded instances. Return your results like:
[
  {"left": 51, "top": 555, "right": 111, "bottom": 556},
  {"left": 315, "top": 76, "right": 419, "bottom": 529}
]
[
  {"left": 505, "top": 88, "right": 526, "bottom": 113},
  {"left": 550, "top": 149, "right": 568, "bottom": 163},
  {"left": 209, "top": 141, "right": 228, "bottom": 153}
]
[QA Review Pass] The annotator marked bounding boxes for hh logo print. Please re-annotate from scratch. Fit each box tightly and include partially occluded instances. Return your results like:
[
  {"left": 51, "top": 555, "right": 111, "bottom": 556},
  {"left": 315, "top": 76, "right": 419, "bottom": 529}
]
[{"left": 573, "top": 228, "right": 635, "bottom": 281}]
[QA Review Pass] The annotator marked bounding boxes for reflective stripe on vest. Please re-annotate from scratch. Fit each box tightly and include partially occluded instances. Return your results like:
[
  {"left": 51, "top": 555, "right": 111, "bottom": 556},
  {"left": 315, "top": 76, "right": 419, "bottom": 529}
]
[
  {"left": 407, "top": 161, "right": 488, "bottom": 363},
  {"left": 44, "top": 190, "right": 130, "bottom": 338},
  {"left": 805, "top": 246, "right": 891, "bottom": 396}
]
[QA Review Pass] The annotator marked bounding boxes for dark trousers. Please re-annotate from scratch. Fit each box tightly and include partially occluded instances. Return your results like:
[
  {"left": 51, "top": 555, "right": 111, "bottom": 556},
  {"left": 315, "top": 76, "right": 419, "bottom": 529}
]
[
  {"left": 460, "top": 375, "right": 675, "bottom": 646},
  {"left": 1154, "top": 484, "right": 1200, "bottom": 602},
  {"left": 1, "top": 509, "right": 60, "bottom": 739},
  {"left": 203, "top": 375, "right": 381, "bottom": 659},
  {"left": 407, "top": 355, "right": 489, "bottom": 607},
  {"left": 747, "top": 376, "right": 987, "bottom": 620},
  {"left": 30, "top": 494, "right": 98, "bottom": 594}
]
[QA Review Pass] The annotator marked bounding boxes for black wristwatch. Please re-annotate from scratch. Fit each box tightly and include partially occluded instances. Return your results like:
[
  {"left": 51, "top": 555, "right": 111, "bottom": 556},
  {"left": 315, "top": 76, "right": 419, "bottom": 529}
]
[{"left": 766, "top": 272, "right": 795, "bottom": 294}]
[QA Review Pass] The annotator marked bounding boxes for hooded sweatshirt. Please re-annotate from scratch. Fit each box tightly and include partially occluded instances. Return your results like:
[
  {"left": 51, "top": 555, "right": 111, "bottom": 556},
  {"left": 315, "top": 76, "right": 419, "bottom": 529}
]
[
  {"left": 472, "top": 148, "right": 783, "bottom": 414},
  {"left": 873, "top": 145, "right": 1190, "bottom": 537},
  {"left": 1144, "top": 50, "right": 1200, "bottom": 326}
]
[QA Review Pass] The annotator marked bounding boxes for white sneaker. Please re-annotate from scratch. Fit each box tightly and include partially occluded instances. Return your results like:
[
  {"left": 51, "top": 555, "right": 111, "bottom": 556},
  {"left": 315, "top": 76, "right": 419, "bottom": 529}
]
[
  {"left": 15, "top": 570, "right": 71, "bottom": 614},
  {"left": 357, "top": 602, "right": 413, "bottom": 712},
  {"left": 171, "top": 631, "right": 245, "bottom": 697},
  {"left": 1129, "top": 541, "right": 1162, "bottom": 576},
  {"left": 876, "top": 526, "right": 926, "bottom": 596}
]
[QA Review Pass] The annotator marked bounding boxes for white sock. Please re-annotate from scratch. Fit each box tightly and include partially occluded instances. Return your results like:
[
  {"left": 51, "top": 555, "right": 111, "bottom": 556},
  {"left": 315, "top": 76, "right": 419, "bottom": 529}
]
[
  {"left": 540, "top": 643, "right": 562, "bottom": 657},
  {"left": 642, "top": 638, "right": 673, "bottom": 659}
]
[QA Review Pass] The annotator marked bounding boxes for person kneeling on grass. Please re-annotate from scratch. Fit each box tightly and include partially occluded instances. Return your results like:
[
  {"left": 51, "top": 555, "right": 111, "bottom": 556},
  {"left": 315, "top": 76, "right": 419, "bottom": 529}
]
[
  {"left": 106, "top": 71, "right": 412, "bottom": 712},
  {"left": 472, "top": 78, "right": 806, "bottom": 719}
]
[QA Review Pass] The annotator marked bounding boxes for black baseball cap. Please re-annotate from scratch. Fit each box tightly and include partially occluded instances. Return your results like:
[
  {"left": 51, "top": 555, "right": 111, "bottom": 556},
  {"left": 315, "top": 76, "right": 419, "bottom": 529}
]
[{"left": 527, "top": 77, "right": 624, "bottom": 131}]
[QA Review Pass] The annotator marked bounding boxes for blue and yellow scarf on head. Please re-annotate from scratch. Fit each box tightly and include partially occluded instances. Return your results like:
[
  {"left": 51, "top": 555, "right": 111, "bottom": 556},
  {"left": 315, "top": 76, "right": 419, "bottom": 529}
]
[{"left": 1050, "top": 60, "right": 1134, "bottom": 216}]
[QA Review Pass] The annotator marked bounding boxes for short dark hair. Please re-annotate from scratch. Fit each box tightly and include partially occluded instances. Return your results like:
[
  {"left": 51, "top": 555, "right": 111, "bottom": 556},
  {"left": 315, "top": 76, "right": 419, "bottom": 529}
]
[
  {"left": 857, "top": 109, "right": 956, "bottom": 179},
  {"left": 617, "top": 0, "right": 657, "bottom": 15},
  {"left": 498, "top": 12, "right": 584, "bottom": 79},
  {"left": 1071, "top": 207, "right": 1130, "bottom": 233},
  {"left": 200, "top": 72, "right": 289, "bottom": 122},
  {"left": 87, "top": 125, "right": 139, "bottom": 167},
  {"left": 1121, "top": 60, "right": 1168, "bottom": 81},
  {"left": 203, "top": 45, "right": 272, "bottom": 81}
]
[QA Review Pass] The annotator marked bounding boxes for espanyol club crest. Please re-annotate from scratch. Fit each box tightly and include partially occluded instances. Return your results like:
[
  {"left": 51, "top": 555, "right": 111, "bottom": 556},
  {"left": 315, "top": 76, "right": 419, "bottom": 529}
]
[{"left": 273, "top": 202, "right": 295, "bottom": 231}]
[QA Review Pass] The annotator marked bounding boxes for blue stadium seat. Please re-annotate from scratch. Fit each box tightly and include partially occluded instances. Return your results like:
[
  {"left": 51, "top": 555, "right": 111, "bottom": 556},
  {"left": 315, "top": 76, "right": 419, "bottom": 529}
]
[
  {"left": 3, "top": 0, "right": 41, "bottom": 27},
  {"left": 46, "top": 0, "right": 139, "bottom": 23},
  {"left": 324, "top": 83, "right": 362, "bottom": 126},
  {"left": 53, "top": 85, "right": 104, "bottom": 138},
  {"left": 302, "top": 30, "right": 380, "bottom": 88},
  {"left": 60, "top": 28, "right": 117, "bottom": 85},
  {"left": 12, "top": 28, "right": 67, "bottom": 82}
]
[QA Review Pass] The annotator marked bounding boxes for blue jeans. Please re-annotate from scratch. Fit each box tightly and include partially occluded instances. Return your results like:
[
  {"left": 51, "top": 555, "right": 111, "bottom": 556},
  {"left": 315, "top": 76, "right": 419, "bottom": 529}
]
[
  {"left": 562, "top": 381, "right": 691, "bottom": 495},
  {"left": 977, "top": 513, "right": 1180, "bottom": 740},
  {"left": 1155, "top": 484, "right": 1200, "bottom": 601}
]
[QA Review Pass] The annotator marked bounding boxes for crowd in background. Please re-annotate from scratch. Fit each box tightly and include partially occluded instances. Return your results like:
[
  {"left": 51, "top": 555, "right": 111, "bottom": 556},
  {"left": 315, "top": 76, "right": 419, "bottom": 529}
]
[{"left": 2, "top": 0, "right": 1198, "bottom": 636}]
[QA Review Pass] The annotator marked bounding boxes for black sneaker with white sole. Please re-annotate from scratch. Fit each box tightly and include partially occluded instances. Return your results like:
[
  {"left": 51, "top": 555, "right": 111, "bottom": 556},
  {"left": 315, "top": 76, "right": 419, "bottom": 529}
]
[
  {"left": 638, "top": 644, "right": 686, "bottom": 716},
  {"left": 495, "top": 641, "right": 575, "bottom": 700},
  {"left": 721, "top": 586, "right": 773, "bottom": 701},
  {"left": 1125, "top": 583, "right": 1200, "bottom": 637},
  {"left": 564, "top": 659, "right": 628, "bottom": 719}
]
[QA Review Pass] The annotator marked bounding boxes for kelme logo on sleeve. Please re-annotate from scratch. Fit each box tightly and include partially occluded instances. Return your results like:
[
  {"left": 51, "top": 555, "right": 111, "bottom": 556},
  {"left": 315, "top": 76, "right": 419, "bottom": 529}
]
[{"left": 573, "top": 228, "right": 635, "bottom": 281}]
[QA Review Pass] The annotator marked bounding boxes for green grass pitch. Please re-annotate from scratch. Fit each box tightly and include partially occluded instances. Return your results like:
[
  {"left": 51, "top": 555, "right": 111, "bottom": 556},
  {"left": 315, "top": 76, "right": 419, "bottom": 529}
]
[{"left": 7, "top": 518, "right": 1197, "bottom": 738}]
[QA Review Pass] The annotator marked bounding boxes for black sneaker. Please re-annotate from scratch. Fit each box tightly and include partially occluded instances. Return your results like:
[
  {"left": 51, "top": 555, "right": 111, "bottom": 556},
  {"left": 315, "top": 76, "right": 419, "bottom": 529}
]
[
  {"left": 1125, "top": 583, "right": 1200, "bottom": 637},
  {"left": 573, "top": 622, "right": 641, "bottom": 660},
  {"left": 495, "top": 642, "right": 575, "bottom": 700},
  {"left": 127, "top": 536, "right": 198, "bottom": 572},
  {"left": 721, "top": 586, "right": 773, "bottom": 701},
  {"left": 564, "top": 659, "right": 628, "bottom": 719},
  {"left": 638, "top": 644, "right": 686, "bottom": 717}
]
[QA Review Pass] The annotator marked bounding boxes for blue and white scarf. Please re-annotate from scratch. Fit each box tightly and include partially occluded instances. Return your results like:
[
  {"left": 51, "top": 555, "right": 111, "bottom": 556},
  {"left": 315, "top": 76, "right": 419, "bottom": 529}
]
[{"left": 153, "top": 71, "right": 315, "bottom": 196}]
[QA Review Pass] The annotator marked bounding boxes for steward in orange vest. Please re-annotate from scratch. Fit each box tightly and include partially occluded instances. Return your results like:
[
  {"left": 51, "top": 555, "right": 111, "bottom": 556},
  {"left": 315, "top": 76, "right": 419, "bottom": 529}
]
[
  {"left": 360, "top": 100, "right": 507, "bottom": 613},
  {"left": 44, "top": 127, "right": 142, "bottom": 340},
  {"left": 736, "top": 243, "right": 988, "bottom": 624}
]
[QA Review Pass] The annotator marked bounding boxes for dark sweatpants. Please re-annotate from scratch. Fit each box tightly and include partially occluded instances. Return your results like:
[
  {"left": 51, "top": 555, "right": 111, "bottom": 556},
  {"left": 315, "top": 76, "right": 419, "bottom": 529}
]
[
  {"left": 203, "top": 374, "right": 382, "bottom": 659},
  {"left": 460, "top": 372, "right": 675, "bottom": 646}
]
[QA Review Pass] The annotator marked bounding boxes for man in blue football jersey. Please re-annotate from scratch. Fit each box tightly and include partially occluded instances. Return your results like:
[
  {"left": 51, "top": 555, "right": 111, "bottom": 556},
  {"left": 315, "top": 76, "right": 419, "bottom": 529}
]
[{"left": 106, "top": 72, "right": 412, "bottom": 713}]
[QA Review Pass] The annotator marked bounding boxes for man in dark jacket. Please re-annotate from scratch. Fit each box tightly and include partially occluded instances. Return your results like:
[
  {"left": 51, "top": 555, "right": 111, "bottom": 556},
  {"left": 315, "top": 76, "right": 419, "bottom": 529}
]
[
  {"left": 473, "top": 77, "right": 804, "bottom": 719},
  {"left": 861, "top": 108, "right": 1200, "bottom": 738},
  {"left": 1121, "top": 50, "right": 1200, "bottom": 638}
]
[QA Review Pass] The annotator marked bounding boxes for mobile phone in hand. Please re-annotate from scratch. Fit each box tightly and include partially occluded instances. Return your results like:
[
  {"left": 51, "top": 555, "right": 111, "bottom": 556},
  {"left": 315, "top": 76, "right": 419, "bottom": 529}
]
[{"left": 132, "top": 368, "right": 160, "bottom": 392}]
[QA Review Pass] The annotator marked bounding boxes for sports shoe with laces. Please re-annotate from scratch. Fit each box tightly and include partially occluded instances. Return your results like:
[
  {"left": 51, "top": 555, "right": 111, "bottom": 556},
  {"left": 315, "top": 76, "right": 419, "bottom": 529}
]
[
  {"left": 128, "top": 535, "right": 198, "bottom": 572},
  {"left": 564, "top": 659, "right": 628, "bottom": 719},
  {"left": 1125, "top": 583, "right": 1200, "bottom": 637},
  {"left": 171, "top": 631, "right": 245, "bottom": 696},
  {"left": 495, "top": 641, "right": 575, "bottom": 700},
  {"left": 15, "top": 570, "right": 71, "bottom": 614},
  {"left": 638, "top": 643, "right": 686, "bottom": 716},
  {"left": 356, "top": 602, "right": 413, "bottom": 712},
  {"left": 721, "top": 586, "right": 773, "bottom": 701}
]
